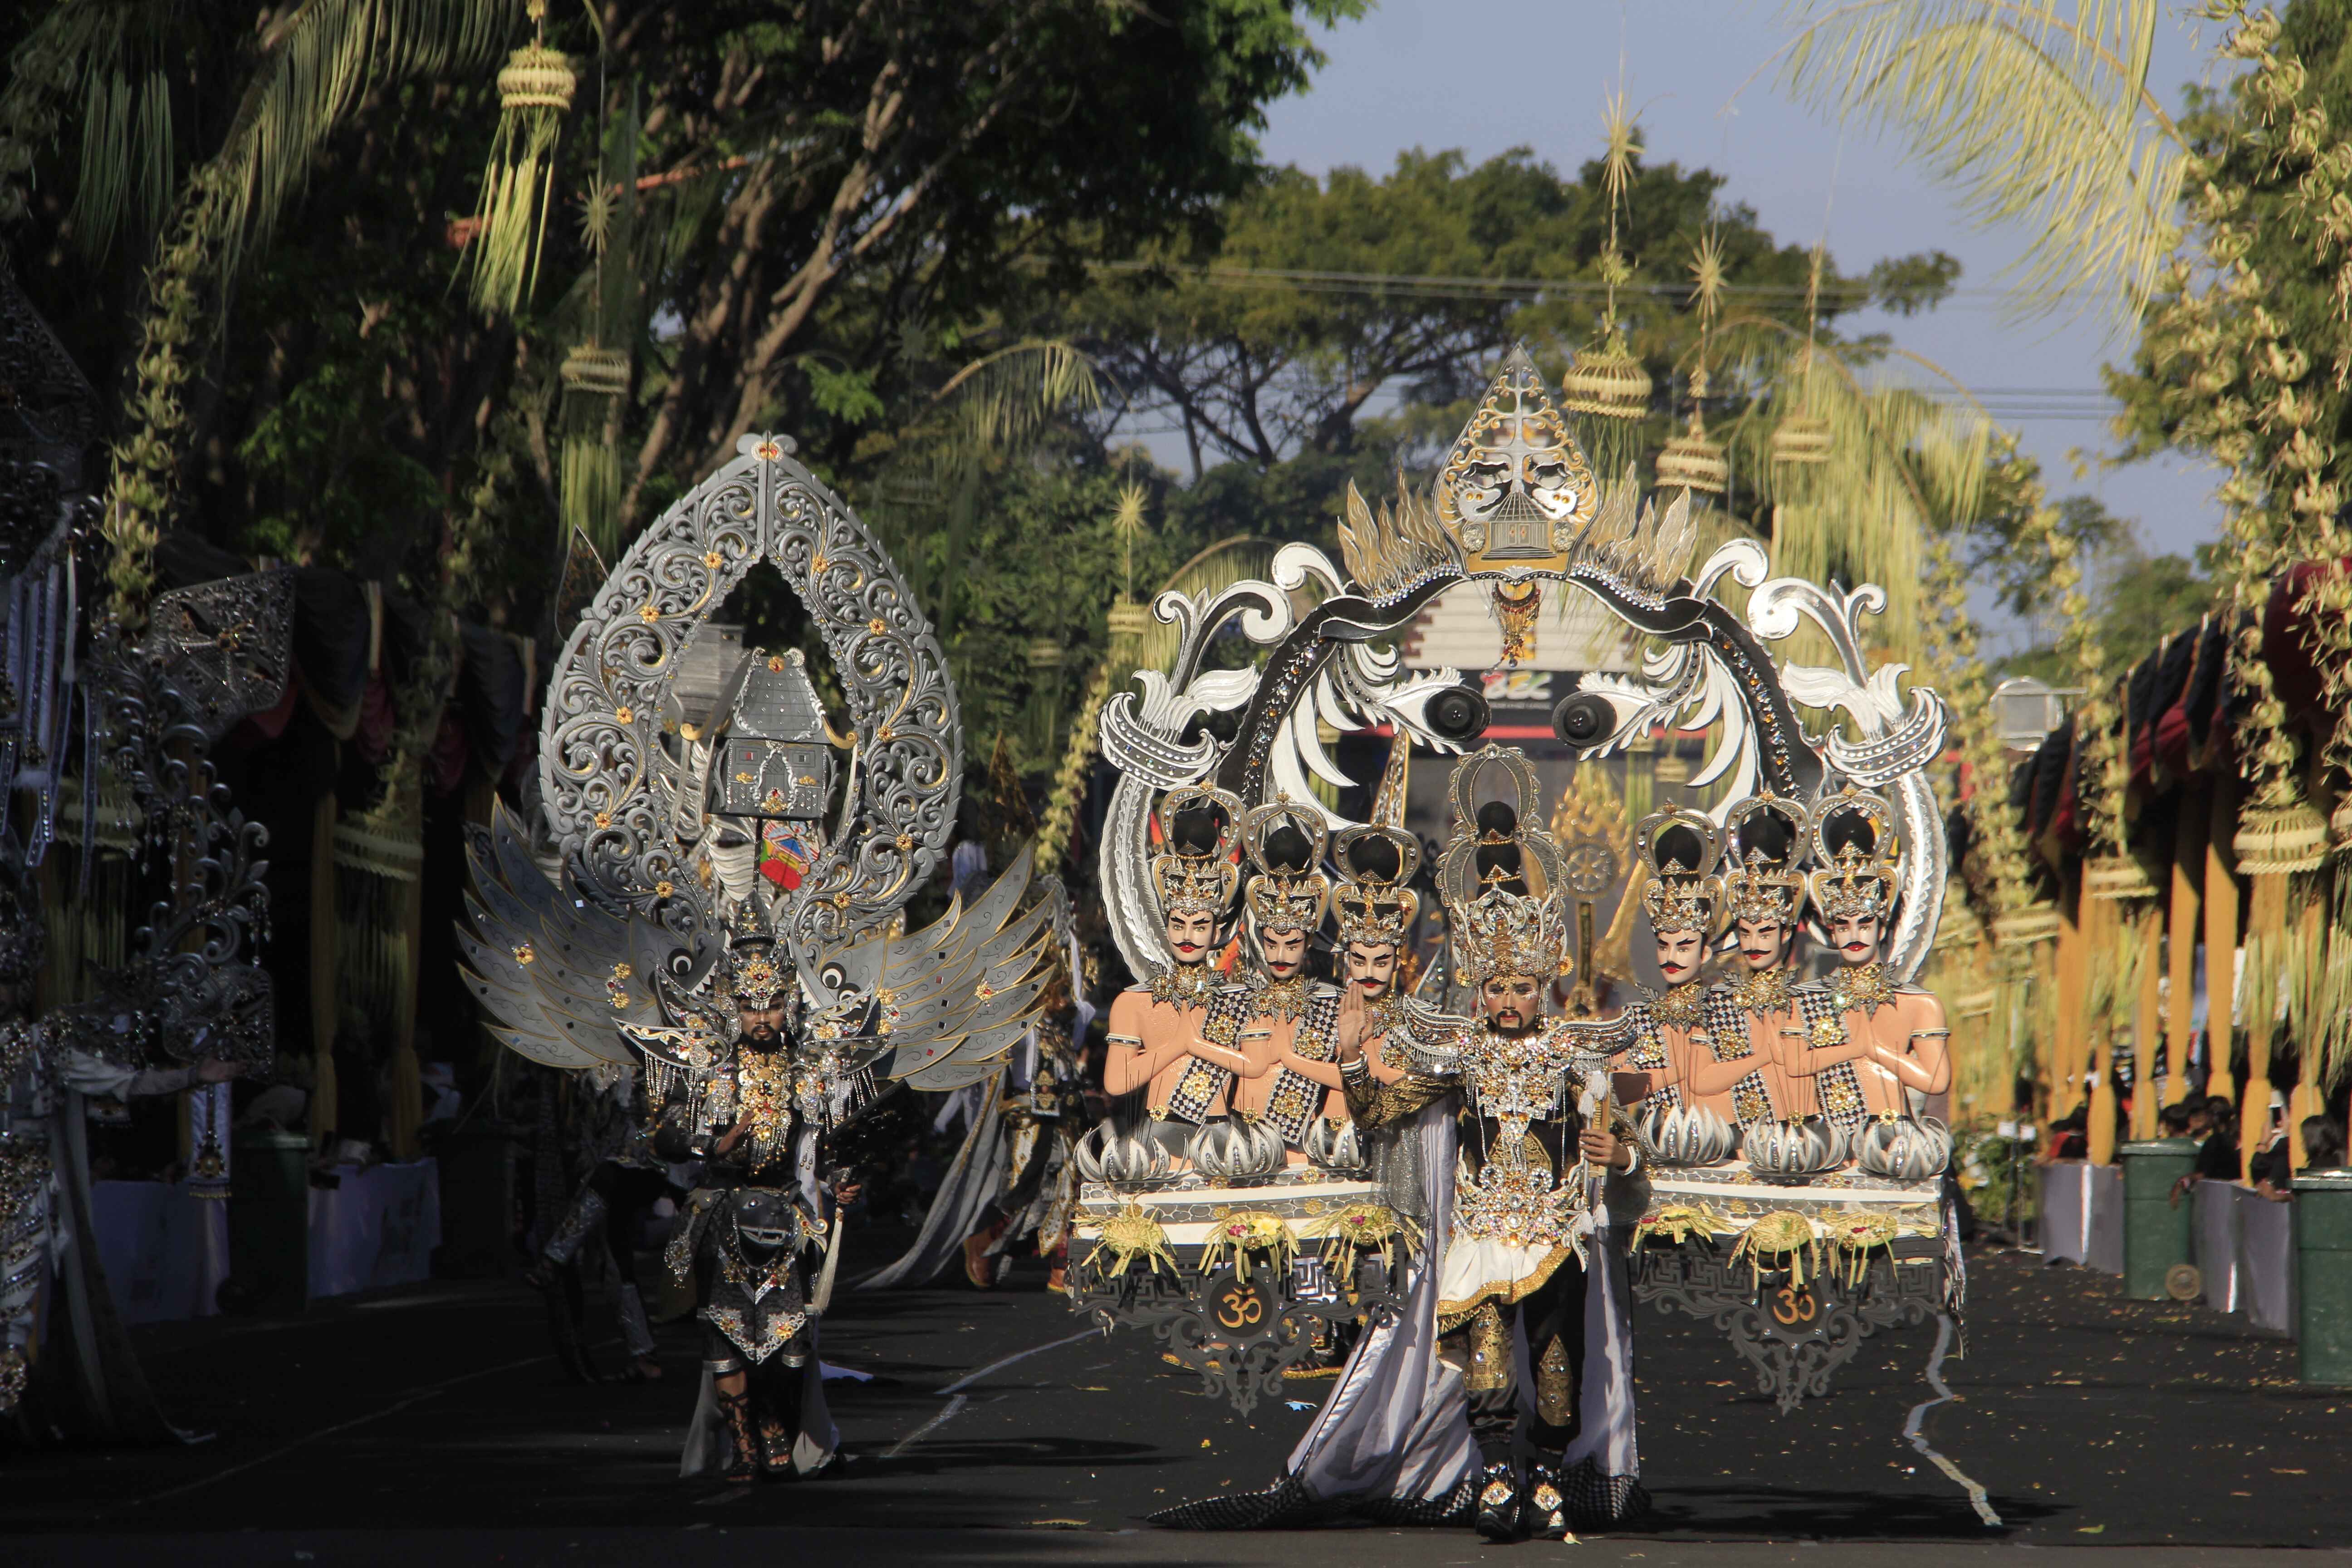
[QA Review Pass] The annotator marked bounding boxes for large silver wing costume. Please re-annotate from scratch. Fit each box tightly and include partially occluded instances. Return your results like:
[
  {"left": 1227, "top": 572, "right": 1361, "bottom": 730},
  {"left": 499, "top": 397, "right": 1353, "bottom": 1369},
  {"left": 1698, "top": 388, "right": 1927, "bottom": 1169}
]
[{"left": 458, "top": 804, "right": 1054, "bottom": 1090}]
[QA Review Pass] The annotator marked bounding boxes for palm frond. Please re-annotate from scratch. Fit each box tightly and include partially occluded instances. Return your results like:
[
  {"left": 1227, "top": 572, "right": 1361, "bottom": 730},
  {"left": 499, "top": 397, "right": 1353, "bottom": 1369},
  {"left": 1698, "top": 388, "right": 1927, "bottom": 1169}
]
[
  {"left": 1, "top": 0, "right": 179, "bottom": 250},
  {"left": 1774, "top": 0, "right": 2188, "bottom": 330},
  {"left": 206, "top": 0, "right": 513, "bottom": 279},
  {"left": 1719, "top": 316, "right": 1996, "bottom": 656},
  {"left": 912, "top": 340, "right": 1102, "bottom": 483}
]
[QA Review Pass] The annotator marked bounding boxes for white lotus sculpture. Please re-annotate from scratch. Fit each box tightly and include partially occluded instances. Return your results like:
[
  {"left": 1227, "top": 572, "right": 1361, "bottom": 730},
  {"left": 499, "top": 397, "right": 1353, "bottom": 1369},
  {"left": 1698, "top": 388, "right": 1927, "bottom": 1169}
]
[
  {"left": 1854, "top": 1115, "right": 1953, "bottom": 1182},
  {"left": 1303, "top": 1116, "right": 1368, "bottom": 1175},
  {"left": 1638, "top": 1102, "right": 1740, "bottom": 1167},
  {"left": 1074, "top": 1122, "right": 1174, "bottom": 1189},
  {"left": 1188, "top": 1116, "right": 1289, "bottom": 1183},
  {"left": 1743, "top": 1117, "right": 1850, "bottom": 1178}
]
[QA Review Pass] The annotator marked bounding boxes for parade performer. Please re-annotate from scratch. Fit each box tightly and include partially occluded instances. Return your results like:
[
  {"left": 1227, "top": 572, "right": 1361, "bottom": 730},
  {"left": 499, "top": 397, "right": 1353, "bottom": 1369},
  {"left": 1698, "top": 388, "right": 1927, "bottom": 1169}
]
[
  {"left": 637, "top": 911, "right": 890, "bottom": 1481},
  {"left": 858, "top": 912, "right": 1094, "bottom": 1296},
  {"left": 1710, "top": 795, "right": 1816, "bottom": 1127},
  {"left": 1784, "top": 787, "right": 1952, "bottom": 1123},
  {"left": 1102, "top": 787, "right": 1255, "bottom": 1158},
  {"left": 956, "top": 955, "right": 1089, "bottom": 1291},
  {"left": 461, "top": 436, "right": 1053, "bottom": 1485},
  {"left": 1340, "top": 762, "right": 1643, "bottom": 1541},
  {"left": 1160, "top": 750, "right": 1647, "bottom": 1539},
  {"left": 526, "top": 1062, "right": 681, "bottom": 1383}
]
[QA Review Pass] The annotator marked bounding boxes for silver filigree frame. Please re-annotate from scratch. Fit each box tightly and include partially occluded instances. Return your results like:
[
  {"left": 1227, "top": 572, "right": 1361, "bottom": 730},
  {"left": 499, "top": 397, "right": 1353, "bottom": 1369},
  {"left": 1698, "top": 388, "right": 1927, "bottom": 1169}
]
[{"left": 538, "top": 434, "right": 960, "bottom": 948}]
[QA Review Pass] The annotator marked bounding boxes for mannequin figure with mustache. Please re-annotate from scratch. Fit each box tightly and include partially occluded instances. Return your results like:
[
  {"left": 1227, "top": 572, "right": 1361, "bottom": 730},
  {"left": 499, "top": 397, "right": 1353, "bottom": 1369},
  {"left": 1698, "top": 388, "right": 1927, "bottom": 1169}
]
[
  {"left": 1223, "top": 818, "right": 1344, "bottom": 1149},
  {"left": 1104, "top": 794, "right": 1261, "bottom": 1154},
  {"left": 1705, "top": 798, "right": 1815, "bottom": 1126},
  {"left": 1782, "top": 793, "right": 1952, "bottom": 1125},
  {"left": 1613, "top": 818, "right": 1751, "bottom": 1122}
]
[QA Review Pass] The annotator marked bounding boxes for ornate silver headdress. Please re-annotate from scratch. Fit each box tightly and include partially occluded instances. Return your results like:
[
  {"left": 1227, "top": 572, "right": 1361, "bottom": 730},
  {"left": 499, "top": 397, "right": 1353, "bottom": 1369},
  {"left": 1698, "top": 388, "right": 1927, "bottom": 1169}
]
[
  {"left": 1150, "top": 784, "right": 1243, "bottom": 921},
  {"left": 1438, "top": 746, "right": 1567, "bottom": 986},
  {"left": 725, "top": 902, "right": 792, "bottom": 1011},
  {"left": 1240, "top": 796, "right": 1331, "bottom": 934},
  {"left": 1809, "top": 784, "right": 1900, "bottom": 922},
  {"left": 1637, "top": 808, "right": 1725, "bottom": 937},
  {"left": 1721, "top": 793, "right": 1812, "bottom": 927},
  {"left": 1332, "top": 823, "right": 1421, "bottom": 946}
]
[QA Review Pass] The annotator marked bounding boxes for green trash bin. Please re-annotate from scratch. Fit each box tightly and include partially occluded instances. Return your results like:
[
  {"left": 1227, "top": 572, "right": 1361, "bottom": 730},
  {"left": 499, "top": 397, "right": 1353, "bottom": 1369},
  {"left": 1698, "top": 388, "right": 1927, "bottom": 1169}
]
[
  {"left": 2297, "top": 1169, "right": 2352, "bottom": 1383},
  {"left": 2120, "top": 1137, "right": 2199, "bottom": 1301},
  {"left": 225, "top": 1130, "right": 310, "bottom": 1315}
]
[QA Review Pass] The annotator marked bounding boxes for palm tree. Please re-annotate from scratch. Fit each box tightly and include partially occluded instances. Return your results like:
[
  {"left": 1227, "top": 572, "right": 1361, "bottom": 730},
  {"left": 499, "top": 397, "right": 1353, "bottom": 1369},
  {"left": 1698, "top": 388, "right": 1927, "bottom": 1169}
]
[
  {"left": 1770, "top": 0, "right": 2195, "bottom": 333},
  {"left": 0, "top": 0, "right": 514, "bottom": 622}
]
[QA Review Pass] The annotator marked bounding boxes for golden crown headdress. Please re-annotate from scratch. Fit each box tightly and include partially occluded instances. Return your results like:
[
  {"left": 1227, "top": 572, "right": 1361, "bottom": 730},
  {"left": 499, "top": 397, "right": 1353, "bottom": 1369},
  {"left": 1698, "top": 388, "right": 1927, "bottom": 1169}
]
[
  {"left": 1150, "top": 784, "right": 1244, "bottom": 921},
  {"left": 1636, "top": 808, "right": 1725, "bottom": 936},
  {"left": 1453, "top": 883, "right": 1568, "bottom": 988},
  {"left": 1808, "top": 784, "right": 1900, "bottom": 922},
  {"left": 1721, "top": 793, "right": 1812, "bottom": 927},
  {"left": 1437, "top": 747, "right": 1568, "bottom": 985},
  {"left": 1332, "top": 823, "right": 1421, "bottom": 946},
  {"left": 1240, "top": 796, "right": 1332, "bottom": 933}
]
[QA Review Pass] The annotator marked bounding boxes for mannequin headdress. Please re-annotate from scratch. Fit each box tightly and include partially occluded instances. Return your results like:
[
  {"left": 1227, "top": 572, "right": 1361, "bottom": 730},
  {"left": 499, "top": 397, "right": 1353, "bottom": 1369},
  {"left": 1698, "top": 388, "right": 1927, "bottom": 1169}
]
[
  {"left": 1636, "top": 807, "right": 1725, "bottom": 938},
  {"left": 1331, "top": 823, "right": 1421, "bottom": 947},
  {"left": 1150, "top": 784, "right": 1244, "bottom": 922},
  {"left": 1808, "top": 784, "right": 1900, "bottom": 922},
  {"left": 1720, "top": 793, "right": 1812, "bottom": 927},
  {"left": 1240, "top": 796, "right": 1332, "bottom": 936},
  {"left": 1438, "top": 746, "right": 1567, "bottom": 987}
]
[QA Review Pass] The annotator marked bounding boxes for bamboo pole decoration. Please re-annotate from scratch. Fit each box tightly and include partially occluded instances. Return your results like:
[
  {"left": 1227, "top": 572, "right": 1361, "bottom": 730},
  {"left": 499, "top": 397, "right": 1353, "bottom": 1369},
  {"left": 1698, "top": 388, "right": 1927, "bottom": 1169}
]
[
  {"left": 2289, "top": 889, "right": 2326, "bottom": 1168},
  {"left": 2241, "top": 872, "right": 2288, "bottom": 1184},
  {"left": 309, "top": 793, "right": 339, "bottom": 1152},
  {"left": 2131, "top": 901, "right": 2164, "bottom": 1140},
  {"left": 2205, "top": 775, "right": 2244, "bottom": 1105},
  {"left": 388, "top": 868, "right": 426, "bottom": 1161},
  {"left": 2085, "top": 887, "right": 2121, "bottom": 1166},
  {"left": 2054, "top": 873, "right": 2088, "bottom": 1122},
  {"left": 2166, "top": 776, "right": 2210, "bottom": 1114}
]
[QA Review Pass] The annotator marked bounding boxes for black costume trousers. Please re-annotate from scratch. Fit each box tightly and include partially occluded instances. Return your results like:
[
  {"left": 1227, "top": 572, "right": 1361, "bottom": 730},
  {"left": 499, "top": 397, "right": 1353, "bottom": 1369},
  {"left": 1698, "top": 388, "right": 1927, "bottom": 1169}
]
[{"left": 1449, "top": 1256, "right": 1588, "bottom": 1464}]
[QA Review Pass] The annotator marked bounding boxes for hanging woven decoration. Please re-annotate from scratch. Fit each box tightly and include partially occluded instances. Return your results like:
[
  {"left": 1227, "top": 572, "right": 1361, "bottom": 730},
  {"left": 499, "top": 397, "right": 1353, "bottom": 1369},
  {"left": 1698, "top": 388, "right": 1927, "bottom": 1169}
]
[
  {"left": 560, "top": 343, "right": 630, "bottom": 558},
  {"left": 2234, "top": 798, "right": 2330, "bottom": 875},
  {"left": 1563, "top": 85, "right": 1652, "bottom": 483},
  {"left": 1657, "top": 372, "right": 1729, "bottom": 496},
  {"left": 466, "top": 1, "right": 574, "bottom": 318}
]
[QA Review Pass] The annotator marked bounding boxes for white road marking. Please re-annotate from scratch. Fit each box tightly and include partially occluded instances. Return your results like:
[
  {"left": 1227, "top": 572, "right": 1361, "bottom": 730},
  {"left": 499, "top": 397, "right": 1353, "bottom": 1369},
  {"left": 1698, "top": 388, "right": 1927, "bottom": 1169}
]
[
  {"left": 1903, "top": 1312, "right": 2002, "bottom": 1528},
  {"left": 939, "top": 1326, "right": 1104, "bottom": 1395},
  {"left": 884, "top": 1325, "right": 1107, "bottom": 1459},
  {"left": 885, "top": 1393, "right": 968, "bottom": 1458}
]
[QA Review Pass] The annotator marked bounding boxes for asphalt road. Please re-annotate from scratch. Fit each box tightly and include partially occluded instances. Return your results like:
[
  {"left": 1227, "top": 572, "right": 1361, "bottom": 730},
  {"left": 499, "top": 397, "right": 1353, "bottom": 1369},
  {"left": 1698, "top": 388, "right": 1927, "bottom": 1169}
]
[{"left": 9, "top": 1232, "right": 2352, "bottom": 1562}]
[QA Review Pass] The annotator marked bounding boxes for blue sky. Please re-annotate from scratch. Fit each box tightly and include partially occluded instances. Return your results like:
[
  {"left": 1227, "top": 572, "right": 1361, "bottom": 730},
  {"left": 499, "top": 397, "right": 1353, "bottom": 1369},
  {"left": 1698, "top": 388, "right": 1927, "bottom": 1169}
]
[{"left": 1229, "top": 0, "right": 2231, "bottom": 654}]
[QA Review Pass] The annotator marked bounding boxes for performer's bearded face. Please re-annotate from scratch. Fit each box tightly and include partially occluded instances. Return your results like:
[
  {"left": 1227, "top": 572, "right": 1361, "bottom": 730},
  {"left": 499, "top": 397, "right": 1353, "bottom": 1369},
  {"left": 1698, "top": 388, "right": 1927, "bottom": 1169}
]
[
  {"left": 1735, "top": 916, "right": 1786, "bottom": 972},
  {"left": 1165, "top": 908, "right": 1216, "bottom": 966},
  {"left": 1480, "top": 974, "right": 1541, "bottom": 1034},
  {"left": 1654, "top": 926, "right": 1704, "bottom": 986},
  {"left": 1259, "top": 926, "right": 1306, "bottom": 980},
  {"left": 1828, "top": 911, "right": 1883, "bottom": 965},
  {"left": 736, "top": 1002, "right": 786, "bottom": 1047},
  {"left": 1343, "top": 940, "right": 1396, "bottom": 1001}
]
